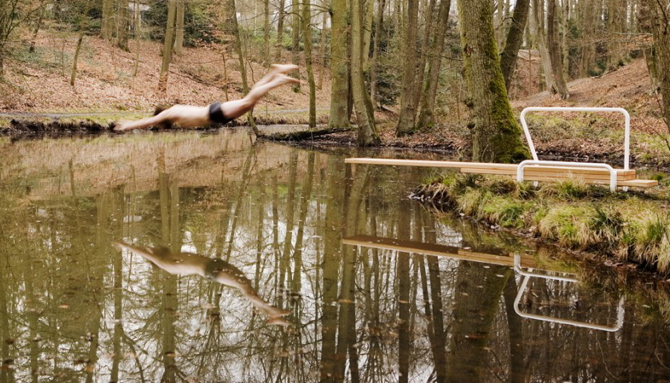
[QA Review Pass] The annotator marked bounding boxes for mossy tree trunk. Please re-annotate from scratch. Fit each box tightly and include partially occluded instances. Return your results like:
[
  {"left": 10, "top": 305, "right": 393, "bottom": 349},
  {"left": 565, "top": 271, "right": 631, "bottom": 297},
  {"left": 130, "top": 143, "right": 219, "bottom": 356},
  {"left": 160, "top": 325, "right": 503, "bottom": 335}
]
[
  {"left": 457, "top": 0, "right": 530, "bottom": 163},
  {"left": 395, "top": 0, "right": 420, "bottom": 136},
  {"left": 328, "top": 0, "right": 352, "bottom": 129},
  {"left": 648, "top": 0, "right": 670, "bottom": 130},
  {"left": 351, "top": 0, "right": 380, "bottom": 146},
  {"left": 500, "top": 0, "right": 530, "bottom": 90}
]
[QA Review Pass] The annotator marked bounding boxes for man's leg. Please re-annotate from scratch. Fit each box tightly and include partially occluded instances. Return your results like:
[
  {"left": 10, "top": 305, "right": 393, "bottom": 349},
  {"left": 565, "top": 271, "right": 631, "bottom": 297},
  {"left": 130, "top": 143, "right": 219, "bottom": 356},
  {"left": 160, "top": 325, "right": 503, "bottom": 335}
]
[
  {"left": 219, "top": 73, "right": 299, "bottom": 120},
  {"left": 251, "top": 64, "right": 299, "bottom": 89}
]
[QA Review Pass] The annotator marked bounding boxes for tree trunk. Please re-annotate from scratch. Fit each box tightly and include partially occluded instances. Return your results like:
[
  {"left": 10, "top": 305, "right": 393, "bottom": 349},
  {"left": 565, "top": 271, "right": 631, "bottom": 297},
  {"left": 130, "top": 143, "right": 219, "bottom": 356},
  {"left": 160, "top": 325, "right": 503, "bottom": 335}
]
[
  {"left": 275, "top": 0, "right": 286, "bottom": 61},
  {"left": 263, "top": 0, "right": 270, "bottom": 66},
  {"left": 500, "top": 0, "right": 531, "bottom": 90},
  {"left": 291, "top": 0, "right": 301, "bottom": 91},
  {"left": 158, "top": 0, "right": 177, "bottom": 94},
  {"left": 530, "top": 0, "right": 555, "bottom": 92},
  {"left": 547, "top": 0, "right": 570, "bottom": 98},
  {"left": 71, "top": 0, "right": 92, "bottom": 87},
  {"left": 70, "top": 33, "right": 84, "bottom": 86},
  {"left": 457, "top": 0, "right": 530, "bottom": 163},
  {"left": 174, "top": 0, "right": 185, "bottom": 55},
  {"left": 413, "top": 0, "right": 437, "bottom": 110},
  {"left": 328, "top": 0, "right": 352, "bottom": 129},
  {"left": 395, "top": 0, "right": 420, "bottom": 136},
  {"left": 369, "top": 0, "right": 386, "bottom": 108},
  {"left": 648, "top": 0, "right": 670, "bottom": 129},
  {"left": 116, "top": 0, "right": 129, "bottom": 51},
  {"left": 352, "top": 0, "right": 381, "bottom": 146},
  {"left": 362, "top": 0, "right": 375, "bottom": 71},
  {"left": 229, "top": 0, "right": 255, "bottom": 131},
  {"left": 132, "top": 1, "right": 141, "bottom": 78},
  {"left": 417, "top": 0, "right": 451, "bottom": 130},
  {"left": 101, "top": 0, "right": 114, "bottom": 40},
  {"left": 639, "top": 1, "right": 660, "bottom": 92},
  {"left": 318, "top": 2, "right": 328, "bottom": 89},
  {"left": 302, "top": 0, "right": 316, "bottom": 127}
]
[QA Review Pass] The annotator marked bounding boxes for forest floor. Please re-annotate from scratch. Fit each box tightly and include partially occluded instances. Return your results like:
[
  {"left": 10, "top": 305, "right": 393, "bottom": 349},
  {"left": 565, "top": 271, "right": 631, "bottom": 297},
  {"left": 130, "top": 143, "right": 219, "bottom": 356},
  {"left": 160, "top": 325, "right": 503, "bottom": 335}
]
[{"left": 1, "top": 30, "right": 669, "bottom": 170}]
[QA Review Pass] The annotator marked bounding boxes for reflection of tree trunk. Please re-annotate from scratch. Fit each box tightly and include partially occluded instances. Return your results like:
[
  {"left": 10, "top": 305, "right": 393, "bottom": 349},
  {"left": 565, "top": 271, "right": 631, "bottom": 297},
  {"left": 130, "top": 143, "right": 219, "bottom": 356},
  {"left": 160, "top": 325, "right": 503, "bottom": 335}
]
[
  {"left": 0, "top": 257, "right": 15, "bottom": 383},
  {"left": 158, "top": 171, "right": 181, "bottom": 382},
  {"left": 320, "top": 158, "right": 345, "bottom": 382},
  {"left": 417, "top": 212, "right": 447, "bottom": 382},
  {"left": 502, "top": 276, "right": 526, "bottom": 383},
  {"left": 445, "top": 262, "right": 510, "bottom": 382},
  {"left": 616, "top": 305, "right": 633, "bottom": 380},
  {"left": 292, "top": 153, "right": 315, "bottom": 297},
  {"left": 279, "top": 152, "right": 298, "bottom": 296},
  {"left": 111, "top": 191, "right": 125, "bottom": 383},
  {"left": 225, "top": 149, "right": 256, "bottom": 261},
  {"left": 397, "top": 200, "right": 411, "bottom": 383}
]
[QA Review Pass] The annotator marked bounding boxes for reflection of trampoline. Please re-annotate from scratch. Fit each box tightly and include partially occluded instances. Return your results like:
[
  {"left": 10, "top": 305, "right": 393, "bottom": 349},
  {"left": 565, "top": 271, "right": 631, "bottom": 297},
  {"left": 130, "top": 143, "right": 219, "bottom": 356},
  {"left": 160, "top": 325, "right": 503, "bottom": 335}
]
[
  {"left": 343, "top": 235, "right": 625, "bottom": 332},
  {"left": 513, "top": 254, "right": 625, "bottom": 332}
]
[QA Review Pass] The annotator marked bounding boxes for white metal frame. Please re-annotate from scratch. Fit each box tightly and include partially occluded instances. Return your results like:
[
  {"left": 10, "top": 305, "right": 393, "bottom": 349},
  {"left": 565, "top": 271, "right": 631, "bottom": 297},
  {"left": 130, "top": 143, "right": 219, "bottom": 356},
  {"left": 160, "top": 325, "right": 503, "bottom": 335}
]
[
  {"left": 519, "top": 107, "right": 631, "bottom": 170},
  {"left": 517, "top": 160, "right": 619, "bottom": 191},
  {"left": 513, "top": 254, "right": 625, "bottom": 332}
]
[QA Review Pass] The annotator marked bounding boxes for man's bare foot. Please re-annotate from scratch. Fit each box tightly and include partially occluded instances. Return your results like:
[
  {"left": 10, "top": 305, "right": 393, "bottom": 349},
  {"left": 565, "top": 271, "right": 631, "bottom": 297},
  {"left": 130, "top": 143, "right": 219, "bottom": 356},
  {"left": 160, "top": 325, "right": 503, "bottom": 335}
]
[
  {"left": 270, "top": 63, "right": 299, "bottom": 75},
  {"left": 272, "top": 73, "right": 300, "bottom": 87}
]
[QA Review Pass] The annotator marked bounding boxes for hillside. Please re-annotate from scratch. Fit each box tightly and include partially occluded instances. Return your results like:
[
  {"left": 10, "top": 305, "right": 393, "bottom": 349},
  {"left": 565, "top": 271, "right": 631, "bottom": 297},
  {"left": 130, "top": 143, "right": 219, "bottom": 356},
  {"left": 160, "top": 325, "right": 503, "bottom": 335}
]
[{"left": 0, "top": 30, "right": 332, "bottom": 118}]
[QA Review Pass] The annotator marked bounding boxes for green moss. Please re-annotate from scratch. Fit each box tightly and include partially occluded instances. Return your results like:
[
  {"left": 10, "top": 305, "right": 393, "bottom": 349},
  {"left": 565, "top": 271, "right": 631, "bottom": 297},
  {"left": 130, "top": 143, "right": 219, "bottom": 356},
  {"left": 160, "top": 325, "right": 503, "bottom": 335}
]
[{"left": 418, "top": 173, "right": 670, "bottom": 274}]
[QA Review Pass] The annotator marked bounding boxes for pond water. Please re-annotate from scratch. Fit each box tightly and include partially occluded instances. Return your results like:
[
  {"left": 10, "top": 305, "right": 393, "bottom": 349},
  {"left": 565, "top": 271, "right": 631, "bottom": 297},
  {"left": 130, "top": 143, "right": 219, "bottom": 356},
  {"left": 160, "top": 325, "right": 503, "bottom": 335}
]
[{"left": 0, "top": 130, "right": 668, "bottom": 382}]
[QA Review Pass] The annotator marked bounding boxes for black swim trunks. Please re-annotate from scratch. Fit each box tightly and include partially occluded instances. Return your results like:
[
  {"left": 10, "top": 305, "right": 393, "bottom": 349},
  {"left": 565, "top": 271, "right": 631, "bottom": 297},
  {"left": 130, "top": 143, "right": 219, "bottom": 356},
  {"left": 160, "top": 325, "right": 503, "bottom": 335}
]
[{"left": 208, "top": 102, "right": 233, "bottom": 125}]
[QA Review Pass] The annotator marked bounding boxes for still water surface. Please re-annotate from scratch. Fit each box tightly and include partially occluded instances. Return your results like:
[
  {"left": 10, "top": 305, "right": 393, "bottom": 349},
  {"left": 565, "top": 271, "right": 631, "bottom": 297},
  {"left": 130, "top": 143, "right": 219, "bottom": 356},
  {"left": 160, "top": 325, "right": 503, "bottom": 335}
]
[{"left": 0, "top": 130, "right": 668, "bottom": 382}]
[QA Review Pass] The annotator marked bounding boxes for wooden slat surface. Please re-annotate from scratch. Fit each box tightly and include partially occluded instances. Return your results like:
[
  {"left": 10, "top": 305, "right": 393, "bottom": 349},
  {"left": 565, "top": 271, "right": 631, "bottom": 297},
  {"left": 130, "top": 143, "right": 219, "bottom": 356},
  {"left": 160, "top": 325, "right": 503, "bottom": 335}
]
[
  {"left": 462, "top": 167, "right": 636, "bottom": 181},
  {"left": 345, "top": 158, "right": 519, "bottom": 170},
  {"left": 342, "top": 235, "right": 529, "bottom": 267},
  {"left": 345, "top": 158, "right": 657, "bottom": 188}
]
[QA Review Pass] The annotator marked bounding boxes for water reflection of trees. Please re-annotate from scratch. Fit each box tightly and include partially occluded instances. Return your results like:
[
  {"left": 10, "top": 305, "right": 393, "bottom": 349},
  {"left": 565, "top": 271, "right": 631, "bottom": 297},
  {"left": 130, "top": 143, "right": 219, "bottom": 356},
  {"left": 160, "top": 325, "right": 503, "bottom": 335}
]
[{"left": 0, "top": 142, "right": 668, "bottom": 381}]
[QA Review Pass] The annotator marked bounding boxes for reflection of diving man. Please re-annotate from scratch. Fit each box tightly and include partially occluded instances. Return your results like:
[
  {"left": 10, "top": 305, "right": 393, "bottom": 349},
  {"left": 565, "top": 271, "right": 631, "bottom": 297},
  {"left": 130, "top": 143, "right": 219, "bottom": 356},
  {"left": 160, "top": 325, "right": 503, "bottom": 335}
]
[{"left": 114, "top": 241, "right": 290, "bottom": 325}]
